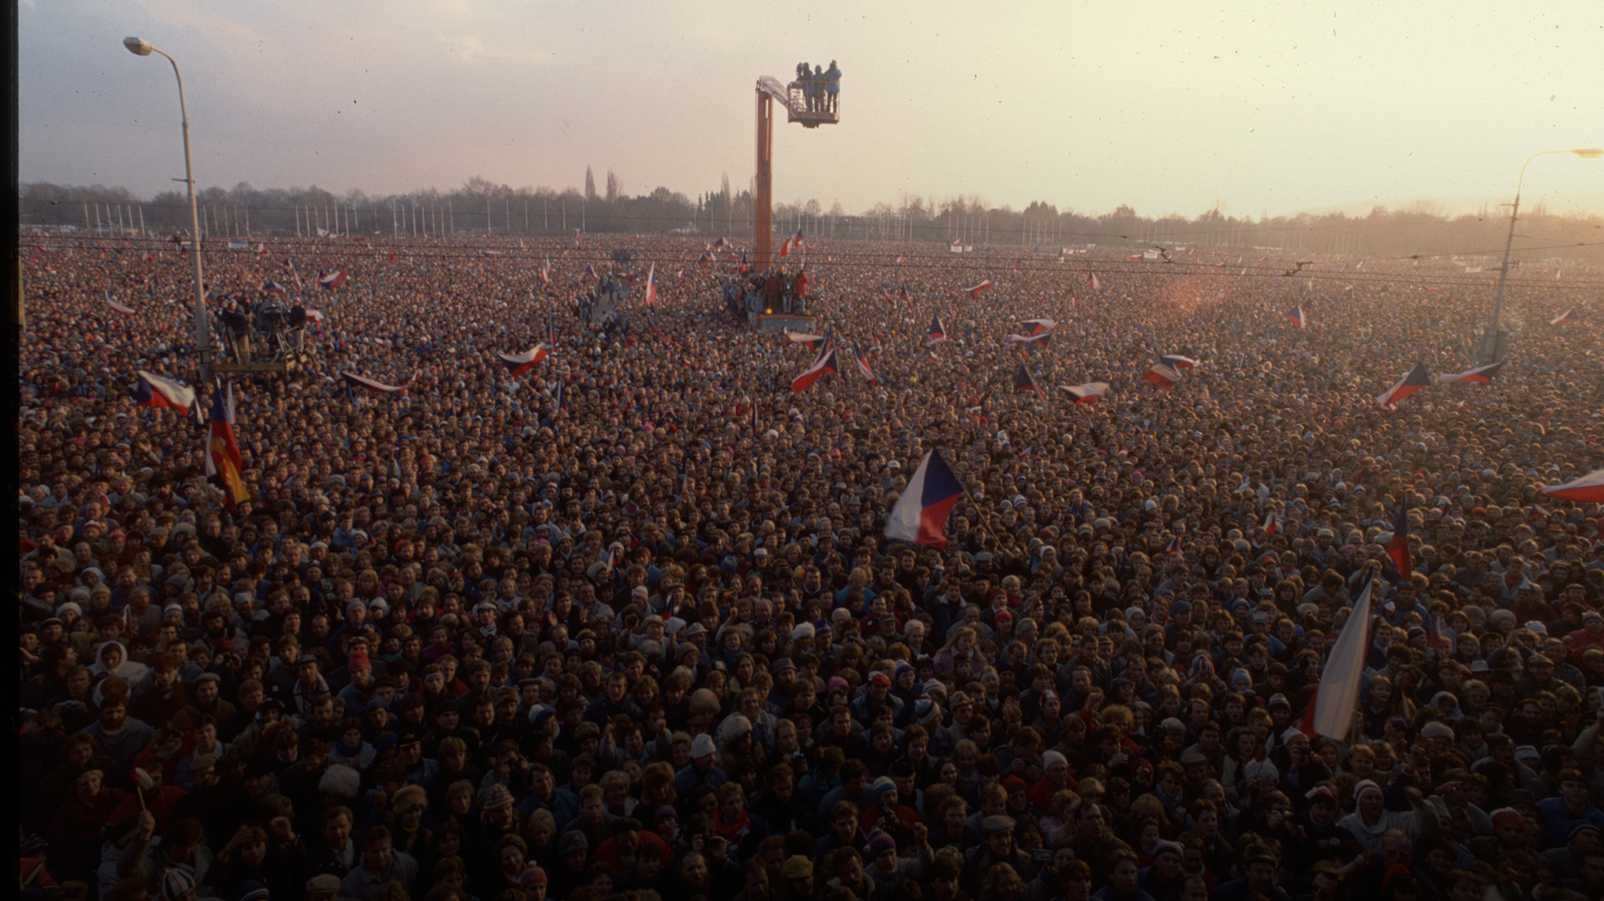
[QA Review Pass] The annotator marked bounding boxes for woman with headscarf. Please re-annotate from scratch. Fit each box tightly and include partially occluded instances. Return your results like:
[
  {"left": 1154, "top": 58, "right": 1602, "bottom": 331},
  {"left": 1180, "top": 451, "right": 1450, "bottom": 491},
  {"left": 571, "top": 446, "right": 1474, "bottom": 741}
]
[{"left": 90, "top": 640, "right": 150, "bottom": 705}]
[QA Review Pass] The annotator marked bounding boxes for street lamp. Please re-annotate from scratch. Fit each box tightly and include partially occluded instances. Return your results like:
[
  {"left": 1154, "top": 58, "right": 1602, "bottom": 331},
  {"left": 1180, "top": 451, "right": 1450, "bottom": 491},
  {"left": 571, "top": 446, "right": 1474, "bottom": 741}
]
[
  {"left": 1482, "top": 147, "right": 1603, "bottom": 363},
  {"left": 124, "top": 36, "right": 211, "bottom": 378}
]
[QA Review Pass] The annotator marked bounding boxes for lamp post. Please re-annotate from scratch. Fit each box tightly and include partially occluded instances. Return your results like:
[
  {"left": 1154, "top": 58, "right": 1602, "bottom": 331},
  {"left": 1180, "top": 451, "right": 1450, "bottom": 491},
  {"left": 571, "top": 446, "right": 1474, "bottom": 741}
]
[
  {"left": 1482, "top": 147, "right": 1603, "bottom": 363},
  {"left": 124, "top": 36, "right": 211, "bottom": 378}
]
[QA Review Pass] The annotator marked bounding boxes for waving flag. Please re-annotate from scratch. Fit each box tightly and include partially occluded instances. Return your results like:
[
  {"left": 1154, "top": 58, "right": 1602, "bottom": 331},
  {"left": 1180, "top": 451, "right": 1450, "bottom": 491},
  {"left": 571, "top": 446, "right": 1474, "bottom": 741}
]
[
  {"left": 855, "top": 350, "right": 879, "bottom": 385},
  {"left": 927, "top": 316, "right": 949, "bottom": 344},
  {"left": 1089, "top": 272, "right": 1102, "bottom": 292},
  {"left": 104, "top": 292, "right": 136, "bottom": 315},
  {"left": 1387, "top": 504, "right": 1411, "bottom": 580},
  {"left": 318, "top": 270, "right": 347, "bottom": 292},
  {"left": 1061, "top": 382, "right": 1110, "bottom": 405},
  {"left": 1144, "top": 363, "right": 1182, "bottom": 389},
  {"left": 1376, "top": 363, "right": 1431, "bottom": 408},
  {"left": 1022, "top": 318, "right": 1057, "bottom": 336},
  {"left": 1542, "top": 469, "right": 1604, "bottom": 503},
  {"left": 1013, "top": 363, "right": 1041, "bottom": 394},
  {"left": 205, "top": 382, "right": 250, "bottom": 507},
  {"left": 643, "top": 263, "right": 658, "bottom": 306},
  {"left": 135, "top": 371, "right": 200, "bottom": 419},
  {"left": 341, "top": 371, "right": 413, "bottom": 394},
  {"left": 540, "top": 259, "right": 551, "bottom": 286},
  {"left": 790, "top": 347, "right": 838, "bottom": 393},
  {"left": 1437, "top": 360, "right": 1504, "bottom": 384},
  {"left": 884, "top": 449, "right": 965, "bottom": 547},
  {"left": 305, "top": 309, "right": 325, "bottom": 323},
  {"left": 784, "top": 330, "right": 827, "bottom": 348},
  {"left": 263, "top": 279, "right": 289, "bottom": 296},
  {"left": 584, "top": 263, "right": 598, "bottom": 279},
  {"left": 1159, "top": 354, "right": 1199, "bottom": 370},
  {"left": 1549, "top": 308, "right": 1575, "bottom": 326},
  {"left": 1263, "top": 511, "right": 1282, "bottom": 536},
  {"left": 965, "top": 280, "right": 993, "bottom": 299},
  {"left": 1287, "top": 306, "right": 1308, "bottom": 328},
  {"left": 1004, "top": 331, "right": 1053, "bottom": 347},
  {"left": 1303, "top": 578, "right": 1375, "bottom": 739},
  {"left": 497, "top": 345, "right": 550, "bottom": 378},
  {"left": 779, "top": 229, "right": 804, "bottom": 258}
]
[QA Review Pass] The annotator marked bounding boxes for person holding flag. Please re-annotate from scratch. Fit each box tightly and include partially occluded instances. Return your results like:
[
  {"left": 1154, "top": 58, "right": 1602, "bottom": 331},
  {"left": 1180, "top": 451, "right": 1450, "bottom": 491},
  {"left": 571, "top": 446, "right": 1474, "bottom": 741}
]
[{"left": 205, "top": 381, "right": 250, "bottom": 507}]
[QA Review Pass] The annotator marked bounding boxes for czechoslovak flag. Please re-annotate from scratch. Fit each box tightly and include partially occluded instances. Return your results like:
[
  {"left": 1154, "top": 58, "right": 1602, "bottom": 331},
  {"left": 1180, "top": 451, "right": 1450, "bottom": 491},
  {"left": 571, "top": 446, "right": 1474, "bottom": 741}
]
[
  {"left": 1550, "top": 308, "right": 1574, "bottom": 326},
  {"left": 1287, "top": 306, "right": 1308, "bottom": 328},
  {"left": 1022, "top": 318, "right": 1057, "bottom": 336},
  {"left": 790, "top": 347, "right": 838, "bottom": 393},
  {"left": 643, "top": 263, "right": 658, "bottom": 306},
  {"left": 1089, "top": 272, "right": 1102, "bottom": 292},
  {"left": 855, "top": 350, "right": 879, "bottom": 385},
  {"left": 1542, "top": 469, "right": 1604, "bottom": 503},
  {"left": 1061, "top": 382, "right": 1110, "bottom": 405},
  {"left": 1376, "top": 363, "right": 1431, "bottom": 408},
  {"left": 884, "top": 449, "right": 965, "bottom": 547},
  {"left": 966, "top": 280, "right": 993, "bottom": 299},
  {"left": 1387, "top": 504, "right": 1411, "bottom": 579},
  {"left": 1144, "top": 363, "right": 1182, "bottom": 389},
  {"left": 927, "top": 316, "right": 948, "bottom": 344},
  {"left": 1159, "top": 354, "right": 1198, "bottom": 371},
  {"left": 319, "top": 270, "right": 347, "bottom": 291},
  {"left": 1262, "top": 511, "right": 1282, "bottom": 536},
  {"left": 1436, "top": 360, "right": 1504, "bottom": 384},
  {"left": 1013, "top": 363, "right": 1041, "bottom": 394},
  {"left": 205, "top": 382, "right": 250, "bottom": 507},
  {"left": 497, "top": 345, "right": 550, "bottom": 378},
  {"left": 1303, "top": 578, "right": 1375, "bottom": 739},
  {"left": 135, "top": 371, "right": 201, "bottom": 420}
]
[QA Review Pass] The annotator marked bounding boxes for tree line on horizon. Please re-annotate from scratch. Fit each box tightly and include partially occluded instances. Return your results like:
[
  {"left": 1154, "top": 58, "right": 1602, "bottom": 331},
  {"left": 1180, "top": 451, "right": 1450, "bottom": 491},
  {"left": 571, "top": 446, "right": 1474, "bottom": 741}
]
[{"left": 18, "top": 170, "right": 1604, "bottom": 263}]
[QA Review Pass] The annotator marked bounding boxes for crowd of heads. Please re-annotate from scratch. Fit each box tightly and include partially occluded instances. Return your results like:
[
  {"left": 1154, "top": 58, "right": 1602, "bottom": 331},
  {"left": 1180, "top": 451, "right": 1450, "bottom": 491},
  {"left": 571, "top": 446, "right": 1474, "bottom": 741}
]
[{"left": 16, "top": 228, "right": 1604, "bottom": 901}]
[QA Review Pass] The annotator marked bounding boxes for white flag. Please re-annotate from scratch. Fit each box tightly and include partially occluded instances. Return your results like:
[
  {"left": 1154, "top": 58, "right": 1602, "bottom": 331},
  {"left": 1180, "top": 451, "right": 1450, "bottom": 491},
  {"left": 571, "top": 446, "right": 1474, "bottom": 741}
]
[{"left": 1310, "top": 579, "right": 1374, "bottom": 739}]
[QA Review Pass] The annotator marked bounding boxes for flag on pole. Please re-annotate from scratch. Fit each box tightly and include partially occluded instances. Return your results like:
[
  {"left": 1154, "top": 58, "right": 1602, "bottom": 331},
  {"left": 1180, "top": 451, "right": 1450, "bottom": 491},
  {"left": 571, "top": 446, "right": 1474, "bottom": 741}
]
[
  {"left": 1089, "top": 272, "right": 1102, "bottom": 292},
  {"left": 784, "top": 330, "right": 828, "bottom": 348},
  {"left": 263, "top": 279, "right": 289, "bottom": 296},
  {"left": 318, "top": 270, "right": 347, "bottom": 291},
  {"left": 205, "top": 382, "right": 250, "bottom": 507},
  {"left": 643, "top": 263, "right": 658, "bottom": 306},
  {"left": 1436, "top": 360, "right": 1504, "bottom": 384},
  {"left": 927, "top": 316, "right": 948, "bottom": 344},
  {"left": 104, "top": 292, "right": 136, "bottom": 315},
  {"left": 341, "top": 371, "right": 414, "bottom": 394},
  {"left": 1013, "top": 363, "right": 1041, "bottom": 394},
  {"left": 1158, "top": 354, "right": 1199, "bottom": 370},
  {"left": 135, "top": 371, "right": 201, "bottom": 420},
  {"left": 884, "top": 449, "right": 965, "bottom": 547},
  {"left": 1303, "top": 578, "right": 1375, "bottom": 739},
  {"left": 540, "top": 259, "right": 551, "bottom": 286},
  {"left": 779, "top": 229, "right": 804, "bottom": 257},
  {"left": 1541, "top": 469, "right": 1604, "bottom": 503},
  {"left": 1061, "top": 382, "right": 1110, "bottom": 405},
  {"left": 497, "top": 345, "right": 550, "bottom": 378},
  {"left": 1287, "top": 306, "right": 1308, "bottom": 328},
  {"left": 1262, "top": 511, "right": 1282, "bottom": 536},
  {"left": 1022, "top": 318, "right": 1057, "bottom": 336},
  {"left": 1144, "top": 363, "right": 1182, "bottom": 390},
  {"left": 790, "top": 348, "right": 838, "bottom": 393},
  {"left": 1549, "top": 308, "right": 1574, "bottom": 326},
  {"left": 1376, "top": 363, "right": 1432, "bottom": 408},
  {"left": 1387, "top": 504, "right": 1411, "bottom": 580},
  {"left": 855, "top": 349, "right": 879, "bottom": 385},
  {"left": 965, "top": 280, "right": 993, "bottom": 299}
]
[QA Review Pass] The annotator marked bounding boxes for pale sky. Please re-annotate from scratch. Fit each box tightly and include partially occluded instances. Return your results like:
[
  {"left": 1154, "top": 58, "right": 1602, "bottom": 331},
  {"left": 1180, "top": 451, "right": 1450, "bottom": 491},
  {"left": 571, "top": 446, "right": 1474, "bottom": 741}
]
[{"left": 18, "top": 0, "right": 1604, "bottom": 218}]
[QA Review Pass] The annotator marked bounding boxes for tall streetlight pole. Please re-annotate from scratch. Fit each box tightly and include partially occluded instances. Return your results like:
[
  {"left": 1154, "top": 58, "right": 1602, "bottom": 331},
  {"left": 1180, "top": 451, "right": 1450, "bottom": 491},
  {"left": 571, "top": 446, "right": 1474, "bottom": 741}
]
[
  {"left": 1482, "top": 147, "right": 1602, "bottom": 363},
  {"left": 124, "top": 36, "right": 211, "bottom": 378}
]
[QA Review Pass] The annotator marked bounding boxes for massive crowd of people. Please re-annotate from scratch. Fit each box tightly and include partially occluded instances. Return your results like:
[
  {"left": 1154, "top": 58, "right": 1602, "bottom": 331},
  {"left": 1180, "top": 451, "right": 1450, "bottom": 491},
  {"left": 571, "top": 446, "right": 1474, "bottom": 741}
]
[{"left": 15, "top": 229, "right": 1604, "bottom": 901}]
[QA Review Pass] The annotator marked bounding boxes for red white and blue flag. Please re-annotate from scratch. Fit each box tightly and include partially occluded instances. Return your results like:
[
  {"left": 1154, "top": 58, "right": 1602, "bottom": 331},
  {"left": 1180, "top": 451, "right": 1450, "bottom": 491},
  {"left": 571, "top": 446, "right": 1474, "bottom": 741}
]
[
  {"left": 884, "top": 449, "right": 965, "bottom": 547},
  {"left": 135, "top": 371, "right": 200, "bottom": 420},
  {"left": 1004, "top": 331, "right": 1053, "bottom": 347},
  {"left": 540, "top": 259, "right": 551, "bottom": 286},
  {"left": 1387, "top": 504, "right": 1411, "bottom": 580},
  {"left": 855, "top": 350, "right": 878, "bottom": 385},
  {"left": 1287, "top": 306, "right": 1308, "bottom": 329},
  {"left": 1013, "top": 363, "right": 1041, "bottom": 394},
  {"left": 1542, "top": 469, "right": 1604, "bottom": 503},
  {"left": 966, "top": 280, "right": 993, "bottom": 299},
  {"left": 1022, "top": 318, "right": 1057, "bottom": 336},
  {"left": 779, "top": 229, "right": 804, "bottom": 258},
  {"left": 1158, "top": 354, "right": 1199, "bottom": 370},
  {"left": 205, "top": 382, "right": 250, "bottom": 507},
  {"left": 1376, "top": 363, "right": 1431, "bottom": 408},
  {"left": 104, "top": 292, "right": 136, "bottom": 315},
  {"left": 1061, "top": 382, "right": 1110, "bottom": 405},
  {"left": 790, "top": 347, "right": 838, "bottom": 393},
  {"left": 1144, "top": 363, "right": 1182, "bottom": 389},
  {"left": 1436, "top": 360, "right": 1504, "bottom": 384},
  {"left": 927, "top": 316, "right": 948, "bottom": 344},
  {"left": 1263, "top": 511, "right": 1282, "bottom": 536},
  {"left": 263, "top": 279, "right": 289, "bottom": 296},
  {"left": 497, "top": 345, "right": 550, "bottom": 378},
  {"left": 1089, "top": 272, "right": 1102, "bottom": 292},
  {"left": 643, "top": 263, "right": 658, "bottom": 306},
  {"left": 1549, "top": 308, "right": 1575, "bottom": 326},
  {"left": 318, "top": 270, "right": 347, "bottom": 291},
  {"left": 784, "top": 330, "right": 828, "bottom": 349}
]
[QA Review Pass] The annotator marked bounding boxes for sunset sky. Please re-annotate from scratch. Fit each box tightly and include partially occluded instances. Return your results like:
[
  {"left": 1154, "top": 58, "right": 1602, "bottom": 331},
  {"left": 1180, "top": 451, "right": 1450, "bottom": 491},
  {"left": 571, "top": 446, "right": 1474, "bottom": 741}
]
[{"left": 18, "top": 0, "right": 1604, "bottom": 217}]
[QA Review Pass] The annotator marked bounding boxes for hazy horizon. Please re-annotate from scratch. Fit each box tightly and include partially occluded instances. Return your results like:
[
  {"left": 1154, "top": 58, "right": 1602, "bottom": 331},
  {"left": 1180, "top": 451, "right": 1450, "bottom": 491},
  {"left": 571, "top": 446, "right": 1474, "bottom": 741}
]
[{"left": 18, "top": 0, "right": 1604, "bottom": 219}]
